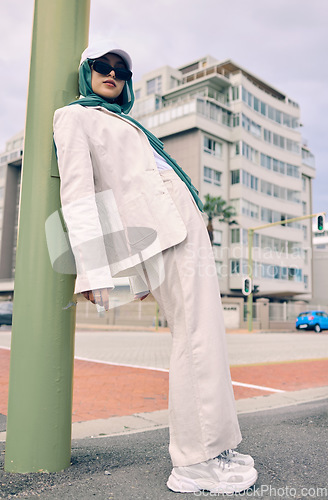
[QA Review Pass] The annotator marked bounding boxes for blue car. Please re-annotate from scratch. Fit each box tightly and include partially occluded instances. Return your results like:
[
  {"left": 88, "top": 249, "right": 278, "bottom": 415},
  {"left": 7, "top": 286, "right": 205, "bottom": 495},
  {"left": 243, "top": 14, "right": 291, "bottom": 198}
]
[
  {"left": 0, "top": 301, "right": 13, "bottom": 326},
  {"left": 296, "top": 310, "right": 328, "bottom": 333}
]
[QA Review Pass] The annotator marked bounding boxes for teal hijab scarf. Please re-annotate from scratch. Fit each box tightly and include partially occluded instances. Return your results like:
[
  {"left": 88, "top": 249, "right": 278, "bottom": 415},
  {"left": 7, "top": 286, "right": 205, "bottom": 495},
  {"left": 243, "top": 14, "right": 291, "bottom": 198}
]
[{"left": 69, "top": 60, "right": 204, "bottom": 213}]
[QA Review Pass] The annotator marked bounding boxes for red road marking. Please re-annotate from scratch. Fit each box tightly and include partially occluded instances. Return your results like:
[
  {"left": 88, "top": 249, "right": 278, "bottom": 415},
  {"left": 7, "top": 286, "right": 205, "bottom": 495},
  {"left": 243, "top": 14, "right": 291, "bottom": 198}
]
[{"left": 0, "top": 349, "right": 327, "bottom": 423}]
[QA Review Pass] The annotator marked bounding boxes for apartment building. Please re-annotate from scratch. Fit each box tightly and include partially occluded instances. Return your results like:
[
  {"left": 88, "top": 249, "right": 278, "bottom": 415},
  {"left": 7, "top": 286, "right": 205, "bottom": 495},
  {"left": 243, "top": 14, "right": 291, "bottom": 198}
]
[
  {"left": 0, "top": 131, "right": 23, "bottom": 296},
  {"left": 132, "top": 56, "right": 316, "bottom": 301}
]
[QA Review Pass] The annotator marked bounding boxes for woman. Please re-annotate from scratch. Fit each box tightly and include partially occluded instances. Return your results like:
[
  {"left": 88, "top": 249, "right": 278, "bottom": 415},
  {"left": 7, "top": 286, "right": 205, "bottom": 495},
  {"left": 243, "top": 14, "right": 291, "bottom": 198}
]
[{"left": 53, "top": 40, "right": 258, "bottom": 494}]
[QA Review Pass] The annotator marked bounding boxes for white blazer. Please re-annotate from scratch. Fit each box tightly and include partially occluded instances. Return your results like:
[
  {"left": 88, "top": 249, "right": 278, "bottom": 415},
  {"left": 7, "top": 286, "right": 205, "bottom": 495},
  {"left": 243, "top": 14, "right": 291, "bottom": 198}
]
[{"left": 53, "top": 104, "right": 188, "bottom": 294}]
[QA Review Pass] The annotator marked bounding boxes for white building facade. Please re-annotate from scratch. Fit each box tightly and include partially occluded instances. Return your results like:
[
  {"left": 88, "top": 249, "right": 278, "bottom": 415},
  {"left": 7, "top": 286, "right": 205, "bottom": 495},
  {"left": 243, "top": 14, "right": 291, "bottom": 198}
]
[
  {"left": 0, "top": 131, "right": 23, "bottom": 295},
  {"left": 132, "top": 56, "right": 316, "bottom": 302}
]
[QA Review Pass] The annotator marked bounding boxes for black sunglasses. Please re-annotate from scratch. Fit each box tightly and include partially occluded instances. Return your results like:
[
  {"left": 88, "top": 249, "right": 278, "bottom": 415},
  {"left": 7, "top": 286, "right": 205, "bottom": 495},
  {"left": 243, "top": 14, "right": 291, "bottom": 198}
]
[{"left": 89, "top": 60, "right": 132, "bottom": 81}]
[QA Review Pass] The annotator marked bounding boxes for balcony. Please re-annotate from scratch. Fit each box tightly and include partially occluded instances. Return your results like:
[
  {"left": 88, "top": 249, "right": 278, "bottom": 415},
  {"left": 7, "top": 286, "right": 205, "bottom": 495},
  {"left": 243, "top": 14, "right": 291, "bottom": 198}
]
[{"left": 302, "top": 149, "right": 315, "bottom": 168}]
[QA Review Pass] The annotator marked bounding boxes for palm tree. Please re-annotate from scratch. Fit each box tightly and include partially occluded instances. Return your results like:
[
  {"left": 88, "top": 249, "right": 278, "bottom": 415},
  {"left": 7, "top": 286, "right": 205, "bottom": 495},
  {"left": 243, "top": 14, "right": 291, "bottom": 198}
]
[{"left": 203, "top": 194, "right": 237, "bottom": 245}]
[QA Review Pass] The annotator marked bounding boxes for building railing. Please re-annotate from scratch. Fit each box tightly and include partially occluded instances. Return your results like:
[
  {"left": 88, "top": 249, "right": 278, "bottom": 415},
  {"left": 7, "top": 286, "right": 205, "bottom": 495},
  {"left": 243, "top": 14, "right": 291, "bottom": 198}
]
[
  {"left": 302, "top": 150, "right": 315, "bottom": 168},
  {"left": 139, "top": 95, "right": 232, "bottom": 130}
]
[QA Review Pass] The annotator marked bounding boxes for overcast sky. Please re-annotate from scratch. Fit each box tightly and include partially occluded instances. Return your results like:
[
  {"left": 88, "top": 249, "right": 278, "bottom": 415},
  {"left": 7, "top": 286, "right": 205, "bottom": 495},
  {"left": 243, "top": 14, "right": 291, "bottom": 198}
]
[{"left": 1, "top": 0, "right": 327, "bottom": 215}]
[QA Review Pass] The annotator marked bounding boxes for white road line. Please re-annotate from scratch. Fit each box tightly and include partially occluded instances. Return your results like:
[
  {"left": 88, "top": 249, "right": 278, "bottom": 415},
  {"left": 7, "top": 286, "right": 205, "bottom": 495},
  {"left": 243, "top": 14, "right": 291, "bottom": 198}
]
[
  {"left": 0, "top": 349, "right": 285, "bottom": 394},
  {"left": 75, "top": 356, "right": 285, "bottom": 393},
  {"left": 232, "top": 381, "right": 285, "bottom": 393},
  {"left": 75, "top": 356, "right": 170, "bottom": 373}
]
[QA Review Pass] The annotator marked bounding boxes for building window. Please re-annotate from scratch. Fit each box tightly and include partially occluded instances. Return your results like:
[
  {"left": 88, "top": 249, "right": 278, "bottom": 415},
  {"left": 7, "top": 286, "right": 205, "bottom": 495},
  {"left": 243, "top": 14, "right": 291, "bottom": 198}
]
[
  {"left": 261, "top": 153, "right": 299, "bottom": 178},
  {"left": 242, "top": 170, "right": 258, "bottom": 191},
  {"left": 231, "top": 259, "right": 240, "bottom": 274},
  {"left": 241, "top": 114, "right": 261, "bottom": 138},
  {"left": 268, "top": 106, "right": 275, "bottom": 120},
  {"left": 180, "top": 62, "right": 199, "bottom": 74},
  {"left": 231, "top": 228, "right": 240, "bottom": 244},
  {"left": 213, "top": 170, "right": 221, "bottom": 185},
  {"left": 302, "top": 201, "right": 307, "bottom": 215},
  {"left": 275, "top": 110, "right": 282, "bottom": 124},
  {"left": 215, "top": 261, "right": 223, "bottom": 277},
  {"left": 304, "top": 275, "right": 308, "bottom": 289},
  {"left": 264, "top": 129, "right": 272, "bottom": 143},
  {"left": 303, "top": 249, "right": 308, "bottom": 264},
  {"left": 231, "top": 170, "right": 240, "bottom": 185},
  {"left": 204, "top": 166, "right": 212, "bottom": 183},
  {"left": 213, "top": 229, "right": 222, "bottom": 246},
  {"left": 135, "top": 89, "right": 141, "bottom": 100},
  {"left": 241, "top": 86, "right": 298, "bottom": 128},
  {"left": 261, "top": 180, "right": 272, "bottom": 196},
  {"left": 303, "top": 225, "right": 307, "bottom": 240},
  {"left": 261, "top": 263, "right": 273, "bottom": 279},
  {"left": 231, "top": 86, "right": 239, "bottom": 100},
  {"left": 302, "top": 175, "right": 307, "bottom": 191},
  {"left": 203, "top": 166, "right": 221, "bottom": 185},
  {"left": 286, "top": 164, "right": 300, "bottom": 178},
  {"left": 233, "top": 114, "right": 240, "bottom": 127},
  {"left": 170, "top": 76, "right": 180, "bottom": 89},
  {"left": 241, "top": 199, "right": 259, "bottom": 219},
  {"left": 146, "top": 76, "right": 162, "bottom": 95},
  {"left": 243, "top": 229, "right": 260, "bottom": 247},
  {"left": 273, "top": 266, "right": 280, "bottom": 279},
  {"left": 203, "top": 136, "right": 222, "bottom": 157},
  {"left": 241, "top": 142, "right": 257, "bottom": 163},
  {"left": 288, "top": 268, "right": 302, "bottom": 282},
  {"left": 230, "top": 199, "right": 240, "bottom": 216}
]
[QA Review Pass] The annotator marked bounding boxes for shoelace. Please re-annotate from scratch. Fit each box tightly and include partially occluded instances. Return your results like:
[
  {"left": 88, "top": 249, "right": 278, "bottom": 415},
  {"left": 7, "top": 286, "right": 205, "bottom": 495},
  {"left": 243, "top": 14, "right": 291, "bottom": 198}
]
[{"left": 214, "top": 454, "right": 232, "bottom": 470}]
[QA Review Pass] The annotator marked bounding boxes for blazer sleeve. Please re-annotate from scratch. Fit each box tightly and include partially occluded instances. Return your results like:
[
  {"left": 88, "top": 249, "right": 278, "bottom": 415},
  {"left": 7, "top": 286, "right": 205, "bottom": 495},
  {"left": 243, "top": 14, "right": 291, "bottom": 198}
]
[{"left": 53, "top": 105, "right": 115, "bottom": 294}]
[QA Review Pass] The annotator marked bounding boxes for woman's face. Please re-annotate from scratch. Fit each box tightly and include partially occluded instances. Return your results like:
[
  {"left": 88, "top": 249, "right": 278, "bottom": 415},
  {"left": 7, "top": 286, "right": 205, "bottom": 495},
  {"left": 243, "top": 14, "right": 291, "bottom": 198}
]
[{"left": 91, "top": 53, "right": 126, "bottom": 100}]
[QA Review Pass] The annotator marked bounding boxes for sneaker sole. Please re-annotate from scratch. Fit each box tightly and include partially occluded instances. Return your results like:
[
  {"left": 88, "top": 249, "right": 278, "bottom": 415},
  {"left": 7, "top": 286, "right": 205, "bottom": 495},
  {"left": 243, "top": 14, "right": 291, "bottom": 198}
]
[{"left": 167, "top": 467, "right": 258, "bottom": 494}]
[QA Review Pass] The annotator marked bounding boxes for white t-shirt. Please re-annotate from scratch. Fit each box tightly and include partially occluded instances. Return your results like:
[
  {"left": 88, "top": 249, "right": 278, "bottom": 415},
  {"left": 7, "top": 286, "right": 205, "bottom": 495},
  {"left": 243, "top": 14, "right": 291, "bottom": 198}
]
[{"left": 151, "top": 147, "right": 173, "bottom": 171}]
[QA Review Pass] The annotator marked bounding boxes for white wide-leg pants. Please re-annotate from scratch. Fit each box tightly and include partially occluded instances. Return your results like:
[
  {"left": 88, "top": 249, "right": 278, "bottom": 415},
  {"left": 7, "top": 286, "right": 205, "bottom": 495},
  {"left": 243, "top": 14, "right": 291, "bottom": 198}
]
[{"left": 140, "top": 169, "right": 242, "bottom": 467}]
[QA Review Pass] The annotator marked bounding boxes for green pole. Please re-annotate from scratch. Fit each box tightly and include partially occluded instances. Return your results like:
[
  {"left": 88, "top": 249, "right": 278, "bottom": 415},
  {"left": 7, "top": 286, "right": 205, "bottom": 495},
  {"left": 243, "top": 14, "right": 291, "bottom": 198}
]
[
  {"left": 5, "top": 0, "right": 90, "bottom": 473},
  {"left": 247, "top": 229, "right": 253, "bottom": 333}
]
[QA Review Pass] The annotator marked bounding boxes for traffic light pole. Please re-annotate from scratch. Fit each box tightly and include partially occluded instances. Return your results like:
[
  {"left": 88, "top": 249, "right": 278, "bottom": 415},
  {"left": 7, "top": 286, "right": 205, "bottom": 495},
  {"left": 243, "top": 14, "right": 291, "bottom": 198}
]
[
  {"left": 246, "top": 212, "right": 325, "bottom": 333},
  {"left": 247, "top": 229, "right": 254, "bottom": 333},
  {"left": 5, "top": 0, "right": 90, "bottom": 473}
]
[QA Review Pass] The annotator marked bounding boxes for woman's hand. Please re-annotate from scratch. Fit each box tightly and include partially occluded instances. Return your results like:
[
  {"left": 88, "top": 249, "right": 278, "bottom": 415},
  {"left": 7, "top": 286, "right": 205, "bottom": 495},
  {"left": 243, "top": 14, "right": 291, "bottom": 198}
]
[
  {"left": 82, "top": 288, "right": 111, "bottom": 310},
  {"left": 133, "top": 291, "right": 150, "bottom": 301}
]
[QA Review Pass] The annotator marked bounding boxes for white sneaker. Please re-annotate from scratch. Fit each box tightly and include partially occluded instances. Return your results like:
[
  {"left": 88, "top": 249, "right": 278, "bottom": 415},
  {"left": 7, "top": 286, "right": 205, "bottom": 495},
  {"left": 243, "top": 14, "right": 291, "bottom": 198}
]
[
  {"left": 167, "top": 455, "right": 258, "bottom": 494},
  {"left": 219, "top": 449, "right": 255, "bottom": 468}
]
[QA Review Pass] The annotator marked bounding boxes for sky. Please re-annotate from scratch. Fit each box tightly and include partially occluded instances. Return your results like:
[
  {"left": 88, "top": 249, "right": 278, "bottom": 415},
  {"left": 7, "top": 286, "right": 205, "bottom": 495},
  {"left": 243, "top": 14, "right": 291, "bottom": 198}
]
[{"left": 1, "top": 0, "right": 327, "bottom": 215}]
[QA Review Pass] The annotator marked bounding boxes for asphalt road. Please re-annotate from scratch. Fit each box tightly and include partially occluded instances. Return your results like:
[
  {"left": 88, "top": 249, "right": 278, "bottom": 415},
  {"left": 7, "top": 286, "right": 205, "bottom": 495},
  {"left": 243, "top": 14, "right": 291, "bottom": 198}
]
[{"left": 1, "top": 398, "right": 327, "bottom": 500}]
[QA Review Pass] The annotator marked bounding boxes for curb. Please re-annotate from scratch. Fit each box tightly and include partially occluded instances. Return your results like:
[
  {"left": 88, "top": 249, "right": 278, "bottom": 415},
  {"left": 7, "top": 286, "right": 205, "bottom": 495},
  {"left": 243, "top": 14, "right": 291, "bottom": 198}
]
[{"left": 1, "top": 386, "right": 326, "bottom": 443}]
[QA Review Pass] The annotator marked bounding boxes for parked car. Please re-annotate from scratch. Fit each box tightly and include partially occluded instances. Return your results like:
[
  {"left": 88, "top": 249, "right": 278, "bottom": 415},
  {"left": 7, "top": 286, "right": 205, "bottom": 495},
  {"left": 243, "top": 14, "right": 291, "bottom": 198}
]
[
  {"left": 0, "top": 301, "right": 13, "bottom": 326},
  {"left": 296, "top": 310, "right": 328, "bottom": 333}
]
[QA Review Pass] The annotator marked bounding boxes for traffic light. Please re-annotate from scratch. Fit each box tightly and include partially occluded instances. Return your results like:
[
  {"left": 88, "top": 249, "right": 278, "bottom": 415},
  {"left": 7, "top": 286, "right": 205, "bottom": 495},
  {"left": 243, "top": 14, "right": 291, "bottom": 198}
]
[
  {"left": 242, "top": 276, "right": 252, "bottom": 296},
  {"left": 317, "top": 213, "right": 325, "bottom": 233}
]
